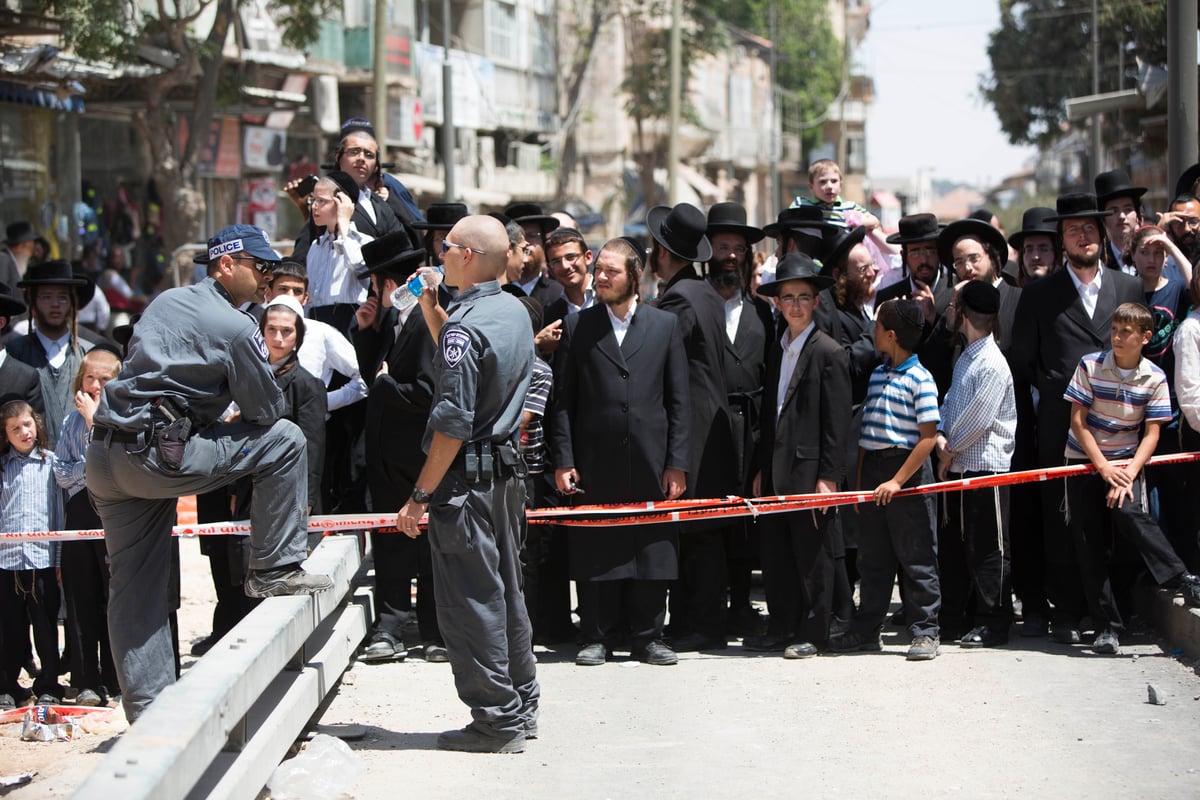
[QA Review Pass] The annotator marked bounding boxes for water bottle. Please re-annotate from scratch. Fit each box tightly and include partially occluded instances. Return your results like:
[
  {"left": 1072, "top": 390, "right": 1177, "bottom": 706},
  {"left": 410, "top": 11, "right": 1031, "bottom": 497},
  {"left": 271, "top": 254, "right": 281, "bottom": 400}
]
[{"left": 390, "top": 266, "right": 443, "bottom": 311}]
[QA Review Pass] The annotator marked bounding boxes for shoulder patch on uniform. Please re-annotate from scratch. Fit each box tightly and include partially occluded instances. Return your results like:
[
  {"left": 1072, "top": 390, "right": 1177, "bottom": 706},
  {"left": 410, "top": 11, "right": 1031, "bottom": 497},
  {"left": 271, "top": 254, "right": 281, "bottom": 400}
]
[
  {"left": 251, "top": 328, "right": 269, "bottom": 361},
  {"left": 442, "top": 328, "right": 470, "bottom": 368}
]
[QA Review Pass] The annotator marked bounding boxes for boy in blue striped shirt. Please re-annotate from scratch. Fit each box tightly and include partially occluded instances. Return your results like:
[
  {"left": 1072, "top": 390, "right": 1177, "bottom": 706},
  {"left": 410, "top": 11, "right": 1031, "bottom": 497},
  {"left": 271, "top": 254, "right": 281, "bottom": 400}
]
[
  {"left": 830, "top": 299, "right": 942, "bottom": 661},
  {"left": 1064, "top": 302, "right": 1200, "bottom": 655}
]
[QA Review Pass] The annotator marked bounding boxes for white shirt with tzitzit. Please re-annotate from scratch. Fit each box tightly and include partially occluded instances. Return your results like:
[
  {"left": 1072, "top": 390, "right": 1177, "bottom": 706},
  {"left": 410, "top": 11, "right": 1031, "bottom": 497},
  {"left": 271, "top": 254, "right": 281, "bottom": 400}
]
[
  {"left": 306, "top": 223, "right": 372, "bottom": 307},
  {"left": 939, "top": 334, "right": 1016, "bottom": 472}
]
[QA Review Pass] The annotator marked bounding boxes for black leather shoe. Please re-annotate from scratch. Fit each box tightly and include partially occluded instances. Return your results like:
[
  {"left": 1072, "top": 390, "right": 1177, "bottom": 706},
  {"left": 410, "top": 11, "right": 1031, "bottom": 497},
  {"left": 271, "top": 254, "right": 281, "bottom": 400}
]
[
  {"left": 190, "top": 634, "right": 220, "bottom": 657},
  {"left": 666, "top": 632, "right": 727, "bottom": 652},
  {"left": 1050, "top": 623, "right": 1082, "bottom": 645},
  {"left": 742, "top": 634, "right": 792, "bottom": 652},
  {"left": 1170, "top": 573, "right": 1200, "bottom": 607},
  {"left": 958, "top": 625, "right": 1009, "bottom": 648},
  {"left": 575, "top": 642, "right": 606, "bottom": 666},
  {"left": 782, "top": 641, "right": 818, "bottom": 659},
  {"left": 1021, "top": 613, "right": 1048, "bottom": 638},
  {"left": 437, "top": 724, "right": 526, "bottom": 754},
  {"left": 634, "top": 640, "right": 678, "bottom": 665},
  {"left": 827, "top": 630, "right": 883, "bottom": 653}
]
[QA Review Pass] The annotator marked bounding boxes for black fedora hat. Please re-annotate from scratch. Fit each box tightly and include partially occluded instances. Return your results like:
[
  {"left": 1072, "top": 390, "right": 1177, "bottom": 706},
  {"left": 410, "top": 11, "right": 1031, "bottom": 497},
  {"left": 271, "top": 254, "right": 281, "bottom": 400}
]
[
  {"left": 1008, "top": 207, "right": 1059, "bottom": 250},
  {"left": 504, "top": 202, "right": 560, "bottom": 236},
  {"left": 705, "top": 202, "right": 764, "bottom": 245},
  {"left": 762, "top": 206, "right": 837, "bottom": 239},
  {"left": 5, "top": 221, "right": 35, "bottom": 246},
  {"left": 647, "top": 203, "right": 713, "bottom": 263},
  {"left": 0, "top": 281, "right": 27, "bottom": 317},
  {"left": 938, "top": 218, "right": 1008, "bottom": 272},
  {"left": 18, "top": 260, "right": 89, "bottom": 292},
  {"left": 358, "top": 228, "right": 427, "bottom": 280},
  {"left": 885, "top": 213, "right": 942, "bottom": 245},
  {"left": 414, "top": 202, "right": 469, "bottom": 231},
  {"left": 757, "top": 252, "right": 834, "bottom": 296},
  {"left": 816, "top": 225, "right": 869, "bottom": 277},
  {"left": 1175, "top": 162, "right": 1200, "bottom": 199},
  {"left": 1094, "top": 169, "right": 1147, "bottom": 207},
  {"left": 1045, "top": 192, "right": 1114, "bottom": 222}
]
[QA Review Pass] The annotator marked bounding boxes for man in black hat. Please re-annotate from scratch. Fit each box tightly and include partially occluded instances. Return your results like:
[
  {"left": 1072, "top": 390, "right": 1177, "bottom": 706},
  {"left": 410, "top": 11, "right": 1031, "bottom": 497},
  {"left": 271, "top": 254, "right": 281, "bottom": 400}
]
[
  {"left": 938, "top": 218, "right": 1021, "bottom": 353},
  {"left": 352, "top": 230, "right": 447, "bottom": 663},
  {"left": 414, "top": 202, "right": 469, "bottom": 266},
  {"left": 876, "top": 213, "right": 954, "bottom": 400},
  {"left": 1010, "top": 192, "right": 1143, "bottom": 644},
  {"left": 1008, "top": 207, "right": 1061, "bottom": 287},
  {"left": 9, "top": 261, "right": 94, "bottom": 446},
  {"left": 751, "top": 253, "right": 851, "bottom": 658},
  {"left": 0, "top": 283, "right": 41, "bottom": 412},
  {"left": 1, "top": 222, "right": 36, "bottom": 289},
  {"left": 761, "top": 206, "right": 841, "bottom": 340},
  {"left": 704, "top": 202, "right": 773, "bottom": 636},
  {"left": 503, "top": 202, "right": 567, "bottom": 323},
  {"left": 646, "top": 203, "right": 736, "bottom": 651},
  {"left": 1095, "top": 168, "right": 1149, "bottom": 275}
]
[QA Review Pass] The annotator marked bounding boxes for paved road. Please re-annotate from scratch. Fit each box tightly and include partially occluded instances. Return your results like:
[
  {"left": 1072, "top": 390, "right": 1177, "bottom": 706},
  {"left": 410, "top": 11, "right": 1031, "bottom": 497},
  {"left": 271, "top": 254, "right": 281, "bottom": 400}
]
[{"left": 325, "top": 622, "right": 1200, "bottom": 799}]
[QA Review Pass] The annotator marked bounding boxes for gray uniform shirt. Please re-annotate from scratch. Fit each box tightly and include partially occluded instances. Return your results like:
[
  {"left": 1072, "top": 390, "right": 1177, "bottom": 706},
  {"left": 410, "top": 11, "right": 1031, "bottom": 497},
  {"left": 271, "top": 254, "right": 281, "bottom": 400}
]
[
  {"left": 96, "top": 277, "right": 283, "bottom": 431},
  {"left": 425, "top": 280, "right": 534, "bottom": 449}
]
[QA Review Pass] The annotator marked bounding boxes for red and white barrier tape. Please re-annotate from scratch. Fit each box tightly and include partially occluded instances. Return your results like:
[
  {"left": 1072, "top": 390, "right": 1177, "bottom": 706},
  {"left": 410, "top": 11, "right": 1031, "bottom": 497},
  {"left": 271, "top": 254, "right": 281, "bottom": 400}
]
[{"left": 5, "top": 452, "right": 1197, "bottom": 541}]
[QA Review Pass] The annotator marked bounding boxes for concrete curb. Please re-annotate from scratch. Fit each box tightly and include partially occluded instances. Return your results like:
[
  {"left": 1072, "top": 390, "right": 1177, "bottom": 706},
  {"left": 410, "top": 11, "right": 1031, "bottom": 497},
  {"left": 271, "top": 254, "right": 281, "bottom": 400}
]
[{"left": 1135, "top": 585, "right": 1200, "bottom": 661}]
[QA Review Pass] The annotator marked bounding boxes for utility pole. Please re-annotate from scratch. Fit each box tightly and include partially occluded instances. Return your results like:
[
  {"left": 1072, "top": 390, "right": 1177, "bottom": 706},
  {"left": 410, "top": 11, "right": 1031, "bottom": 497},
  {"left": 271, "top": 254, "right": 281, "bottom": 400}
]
[
  {"left": 768, "top": 0, "right": 778, "bottom": 213},
  {"left": 1168, "top": 0, "right": 1198, "bottom": 193},
  {"left": 441, "top": 0, "right": 457, "bottom": 201},
  {"left": 666, "top": 0, "right": 681, "bottom": 206},
  {"left": 1089, "top": 0, "right": 1101, "bottom": 181},
  {"left": 373, "top": 0, "right": 388, "bottom": 147}
]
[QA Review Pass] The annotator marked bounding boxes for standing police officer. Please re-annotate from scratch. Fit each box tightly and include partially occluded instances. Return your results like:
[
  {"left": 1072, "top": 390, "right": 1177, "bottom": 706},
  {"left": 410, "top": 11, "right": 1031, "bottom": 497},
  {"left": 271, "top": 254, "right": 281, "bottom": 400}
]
[
  {"left": 87, "top": 224, "right": 333, "bottom": 722},
  {"left": 396, "top": 214, "right": 538, "bottom": 754}
]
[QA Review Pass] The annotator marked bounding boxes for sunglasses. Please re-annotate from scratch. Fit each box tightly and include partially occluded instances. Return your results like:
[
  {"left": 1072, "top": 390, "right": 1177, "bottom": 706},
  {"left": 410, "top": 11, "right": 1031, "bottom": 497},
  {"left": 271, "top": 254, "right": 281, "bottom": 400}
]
[
  {"left": 235, "top": 255, "right": 273, "bottom": 275},
  {"left": 442, "top": 239, "right": 487, "bottom": 256}
]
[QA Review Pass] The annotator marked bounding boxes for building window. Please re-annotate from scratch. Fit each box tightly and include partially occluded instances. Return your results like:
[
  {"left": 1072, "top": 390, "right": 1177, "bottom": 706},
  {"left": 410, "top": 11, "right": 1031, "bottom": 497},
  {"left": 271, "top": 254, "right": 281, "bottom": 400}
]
[
  {"left": 845, "top": 133, "right": 866, "bottom": 173},
  {"left": 489, "top": 0, "right": 518, "bottom": 64}
]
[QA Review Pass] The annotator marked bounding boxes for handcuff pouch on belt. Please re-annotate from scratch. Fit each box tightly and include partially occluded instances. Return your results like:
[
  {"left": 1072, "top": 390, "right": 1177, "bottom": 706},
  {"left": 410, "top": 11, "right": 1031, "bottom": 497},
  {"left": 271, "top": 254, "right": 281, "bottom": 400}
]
[
  {"left": 463, "top": 439, "right": 529, "bottom": 483},
  {"left": 153, "top": 396, "right": 193, "bottom": 471}
]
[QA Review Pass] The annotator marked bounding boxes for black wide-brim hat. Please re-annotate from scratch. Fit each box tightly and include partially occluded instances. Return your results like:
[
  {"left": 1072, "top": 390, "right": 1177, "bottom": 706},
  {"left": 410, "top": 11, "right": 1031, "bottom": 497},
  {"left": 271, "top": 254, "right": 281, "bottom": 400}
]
[
  {"left": 1175, "top": 162, "right": 1200, "bottom": 200},
  {"left": 758, "top": 252, "right": 834, "bottom": 296},
  {"left": 358, "top": 227, "right": 427, "bottom": 280},
  {"left": 705, "top": 202, "right": 764, "bottom": 245},
  {"left": 414, "top": 203, "right": 469, "bottom": 231},
  {"left": 504, "top": 202, "right": 560, "bottom": 236},
  {"left": 18, "top": 259, "right": 90, "bottom": 306},
  {"left": 938, "top": 218, "right": 1009, "bottom": 270},
  {"left": 5, "top": 221, "right": 35, "bottom": 246},
  {"left": 647, "top": 203, "right": 713, "bottom": 263},
  {"left": 1008, "top": 206, "right": 1059, "bottom": 250},
  {"left": 0, "top": 281, "right": 27, "bottom": 317},
  {"left": 817, "top": 225, "right": 869, "bottom": 277},
  {"left": 885, "top": 213, "right": 942, "bottom": 245},
  {"left": 1094, "top": 168, "right": 1147, "bottom": 207},
  {"left": 762, "top": 205, "right": 837, "bottom": 239},
  {"left": 1045, "top": 192, "right": 1114, "bottom": 222}
]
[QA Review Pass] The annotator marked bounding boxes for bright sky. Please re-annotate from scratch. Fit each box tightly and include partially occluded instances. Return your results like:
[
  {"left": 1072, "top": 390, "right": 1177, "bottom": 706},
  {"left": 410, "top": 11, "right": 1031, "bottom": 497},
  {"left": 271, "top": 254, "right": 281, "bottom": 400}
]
[{"left": 863, "top": 0, "right": 1038, "bottom": 189}]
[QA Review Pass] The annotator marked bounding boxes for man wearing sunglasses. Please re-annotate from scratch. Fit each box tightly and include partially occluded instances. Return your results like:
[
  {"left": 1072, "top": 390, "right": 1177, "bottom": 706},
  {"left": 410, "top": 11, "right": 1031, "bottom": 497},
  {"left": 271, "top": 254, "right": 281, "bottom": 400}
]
[{"left": 87, "top": 224, "right": 333, "bottom": 723}]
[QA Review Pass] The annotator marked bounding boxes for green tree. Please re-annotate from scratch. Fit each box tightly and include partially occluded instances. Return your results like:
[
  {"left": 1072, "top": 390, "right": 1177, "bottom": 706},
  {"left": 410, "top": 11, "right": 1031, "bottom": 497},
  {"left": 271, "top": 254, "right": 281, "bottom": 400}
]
[
  {"left": 982, "top": 0, "right": 1167, "bottom": 148},
  {"left": 34, "top": 0, "right": 337, "bottom": 249}
]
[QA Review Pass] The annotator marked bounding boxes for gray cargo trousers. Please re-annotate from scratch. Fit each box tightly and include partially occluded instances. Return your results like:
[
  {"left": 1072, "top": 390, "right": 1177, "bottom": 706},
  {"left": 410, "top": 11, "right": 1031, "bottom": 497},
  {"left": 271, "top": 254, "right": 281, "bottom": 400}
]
[{"left": 86, "top": 419, "right": 310, "bottom": 720}]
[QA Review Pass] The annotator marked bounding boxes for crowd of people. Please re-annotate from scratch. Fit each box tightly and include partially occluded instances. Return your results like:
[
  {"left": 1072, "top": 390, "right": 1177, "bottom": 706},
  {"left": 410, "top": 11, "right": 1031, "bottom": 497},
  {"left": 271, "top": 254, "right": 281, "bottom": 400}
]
[{"left": 5, "top": 123, "right": 1200, "bottom": 753}]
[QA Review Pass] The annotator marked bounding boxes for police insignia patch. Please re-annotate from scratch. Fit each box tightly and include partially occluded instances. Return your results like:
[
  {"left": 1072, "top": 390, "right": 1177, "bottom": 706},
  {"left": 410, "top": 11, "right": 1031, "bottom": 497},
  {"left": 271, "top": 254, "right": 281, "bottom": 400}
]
[
  {"left": 442, "top": 328, "right": 470, "bottom": 368},
  {"left": 251, "top": 328, "right": 269, "bottom": 361}
]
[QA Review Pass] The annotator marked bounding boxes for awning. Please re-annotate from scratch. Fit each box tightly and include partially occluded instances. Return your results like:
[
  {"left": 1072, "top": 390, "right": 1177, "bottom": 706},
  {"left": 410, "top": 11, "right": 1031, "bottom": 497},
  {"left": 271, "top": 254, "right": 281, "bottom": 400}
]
[
  {"left": 0, "top": 80, "right": 83, "bottom": 112},
  {"left": 870, "top": 190, "right": 901, "bottom": 209}
]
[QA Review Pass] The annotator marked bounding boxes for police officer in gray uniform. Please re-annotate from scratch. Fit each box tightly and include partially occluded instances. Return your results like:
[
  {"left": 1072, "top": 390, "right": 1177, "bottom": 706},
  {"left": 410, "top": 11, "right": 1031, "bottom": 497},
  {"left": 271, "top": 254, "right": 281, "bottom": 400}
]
[
  {"left": 396, "top": 214, "right": 538, "bottom": 754},
  {"left": 87, "top": 225, "right": 332, "bottom": 721}
]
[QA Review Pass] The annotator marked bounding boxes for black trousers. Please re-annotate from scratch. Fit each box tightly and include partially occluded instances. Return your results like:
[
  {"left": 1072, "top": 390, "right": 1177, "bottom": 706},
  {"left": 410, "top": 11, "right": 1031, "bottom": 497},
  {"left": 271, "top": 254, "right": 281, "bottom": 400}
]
[
  {"left": 61, "top": 540, "right": 118, "bottom": 694},
  {"left": 197, "top": 490, "right": 257, "bottom": 638},
  {"left": 520, "top": 473, "right": 574, "bottom": 641},
  {"left": 671, "top": 527, "right": 728, "bottom": 638},
  {"left": 939, "top": 474, "right": 1012, "bottom": 631},
  {"left": 371, "top": 528, "right": 440, "bottom": 644},
  {"left": 577, "top": 579, "right": 668, "bottom": 650},
  {"left": 759, "top": 507, "right": 834, "bottom": 645},
  {"left": 853, "top": 450, "right": 940, "bottom": 638},
  {"left": 0, "top": 568, "right": 61, "bottom": 699},
  {"left": 1065, "top": 465, "right": 1186, "bottom": 634}
]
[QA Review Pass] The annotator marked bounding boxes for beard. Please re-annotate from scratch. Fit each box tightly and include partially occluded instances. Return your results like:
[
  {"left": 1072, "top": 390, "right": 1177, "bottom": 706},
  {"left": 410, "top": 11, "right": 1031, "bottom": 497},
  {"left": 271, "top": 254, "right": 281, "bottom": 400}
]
[
  {"left": 709, "top": 268, "right": 742, "bottom": 292},
  {"left": 840, "top": 272, "right": 874, "bottom": 307},
  {"left": 1066, "top": 244, "right": 1101, "bottom": 269}
]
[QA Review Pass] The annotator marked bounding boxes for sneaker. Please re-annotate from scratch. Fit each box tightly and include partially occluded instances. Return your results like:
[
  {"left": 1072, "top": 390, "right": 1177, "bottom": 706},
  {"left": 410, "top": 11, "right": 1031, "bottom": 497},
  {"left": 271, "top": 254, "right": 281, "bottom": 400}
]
[
  {"left": 906, "top": 635, "right": 939, "bottom": 661},
  {"left": 827, "top": 630, "right": 883, "bottom": 653},
  {"left": 361, "top": 630, "right": 406, "bottom": 662},
  {"left": 1092, "top": 629, "right": 1120, "bottom": 655},
  {"left": 74, "top": 688, "right": 104, "bottom": 707},
  {"left": 437, "top": 723, "right": 526, "bottom": 754},
  {"left": 1171, "top": 573, "right": 1200, "bottom": 607},
  {"left": 782, "top": 641, "right": 819, "bottom": 659},
  {"left": 244, "top": 565, "right": 334, "bottom": 598}
]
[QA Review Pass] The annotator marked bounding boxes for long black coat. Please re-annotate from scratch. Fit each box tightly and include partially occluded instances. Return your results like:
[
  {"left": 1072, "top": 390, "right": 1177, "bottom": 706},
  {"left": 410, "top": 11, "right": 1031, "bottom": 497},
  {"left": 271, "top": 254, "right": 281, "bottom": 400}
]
[
  {"left": 821, "top": 286, "right": 879, "bottom": 409},
  {"left": 352, "top": 306, "right": 435, "bottom": 508},
  {"left": 722, "top": 293, "right": 772, "bottom": 491},
  {"left": 1010, "top": 266, "right": 1144, "bottom": 464},
  {"left": 551, "top": 303, "right": 690, "bottom": 580},
  {"left": 758, "top": 328, "right": 852, "bottom": 495},
  {"left": 656, "top": 266, "right": 736, "bottom": 499},
  {"left": 0, "top": 354, "right": 43, "bottom": 413}
]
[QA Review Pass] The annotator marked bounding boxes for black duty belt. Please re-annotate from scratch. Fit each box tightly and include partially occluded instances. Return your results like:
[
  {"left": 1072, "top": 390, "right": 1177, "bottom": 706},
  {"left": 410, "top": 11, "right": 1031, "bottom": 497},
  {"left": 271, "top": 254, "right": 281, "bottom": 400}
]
[{"left": 93, "top": 425, "right": 150, "bottom": 445}]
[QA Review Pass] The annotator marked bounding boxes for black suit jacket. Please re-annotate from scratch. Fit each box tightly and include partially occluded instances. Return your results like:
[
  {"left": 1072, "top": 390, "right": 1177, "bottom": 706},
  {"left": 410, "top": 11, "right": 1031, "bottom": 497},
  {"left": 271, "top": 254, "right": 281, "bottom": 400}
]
[
  {"left": 758, "top": 328, "right": 852, "bottom": 495},
  {"left": 290, "top": 194, "right": 402, "bottom": 263},
  {"left": 552, "top": 302, "right": 690, "bottom": 580},
  {"left": 722, "top": 293, "right": 771, "bottom": 489},
  {"left": 0, "top": 353, "right": 44, "bottom": 413},
  {"left": 657, "top": 266, "right": 736, "bottom": 499},
  {"left": 875, "top": 273, "right": 954, "bottom": 400},
  {"left": 1010, "top": 266, "right": 1144, "bottom": 463},
  {"left": 821, "top": 286, "right": 879, "bottom": 408}
]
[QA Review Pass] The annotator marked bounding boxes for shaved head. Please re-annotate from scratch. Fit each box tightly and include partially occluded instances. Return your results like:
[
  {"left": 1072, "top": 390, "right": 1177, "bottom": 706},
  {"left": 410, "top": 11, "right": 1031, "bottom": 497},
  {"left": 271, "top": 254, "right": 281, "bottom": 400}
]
[{"left": 448, "top": 215, "right": 511, "bottom": 287}]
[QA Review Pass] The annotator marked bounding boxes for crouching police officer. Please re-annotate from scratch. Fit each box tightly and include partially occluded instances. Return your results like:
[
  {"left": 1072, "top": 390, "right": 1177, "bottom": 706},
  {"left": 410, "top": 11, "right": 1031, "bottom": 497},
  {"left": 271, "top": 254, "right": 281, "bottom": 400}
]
[
  {"left": 87, "top": 224, "right": 332, "bottom": 722},
  {"left": 396, "top": 214, "right": 539, "bottom": 754}
]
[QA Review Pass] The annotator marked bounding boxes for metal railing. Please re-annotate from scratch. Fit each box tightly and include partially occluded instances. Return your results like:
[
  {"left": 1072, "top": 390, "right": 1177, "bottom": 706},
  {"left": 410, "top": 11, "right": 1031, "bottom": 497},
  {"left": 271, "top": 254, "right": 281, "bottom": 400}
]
[{"left": 71, "top": 535, "right": 373, "bottom": 800}]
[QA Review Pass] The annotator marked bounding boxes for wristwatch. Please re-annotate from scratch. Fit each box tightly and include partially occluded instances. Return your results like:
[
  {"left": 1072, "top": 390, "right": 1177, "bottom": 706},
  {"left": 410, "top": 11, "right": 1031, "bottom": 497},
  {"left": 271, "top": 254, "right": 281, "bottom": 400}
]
[{"left": 410, "top": 487, "right": 433, "bottom": 504}]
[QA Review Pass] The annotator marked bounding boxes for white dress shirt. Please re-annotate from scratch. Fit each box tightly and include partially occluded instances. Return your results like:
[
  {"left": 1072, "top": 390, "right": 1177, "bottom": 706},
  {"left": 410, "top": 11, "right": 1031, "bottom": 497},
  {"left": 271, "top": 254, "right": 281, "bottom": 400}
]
[
  {"left": 724, "top": 294, "right": 744, "bottom": 344},
  {"left": 35, "top": 330, "right": 72, "bottom": 369},
  {"left": 776, "top": 321, "right": 815, "bottom": 417},
  {"left": 298, "top": 317, "right": 368, "bottom": 413},
  {"left": 1067, "top": 264, "right": 1103, "bottom": 318},
  {"left": 606, "top": 299, "right": 638, "bottom": 346}
]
